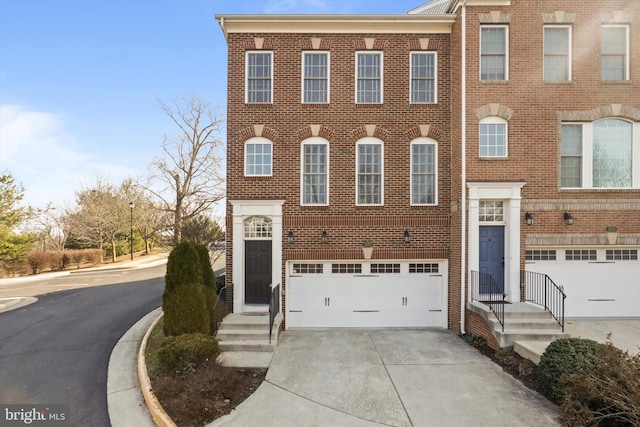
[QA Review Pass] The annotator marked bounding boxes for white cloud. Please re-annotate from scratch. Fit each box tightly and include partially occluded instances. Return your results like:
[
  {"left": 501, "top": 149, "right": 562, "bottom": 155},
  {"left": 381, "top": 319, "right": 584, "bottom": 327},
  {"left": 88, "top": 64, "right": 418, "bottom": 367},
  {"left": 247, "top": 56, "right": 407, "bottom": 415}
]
[{"left": 0, "top": 104, "right": 132, "bottom": 209}]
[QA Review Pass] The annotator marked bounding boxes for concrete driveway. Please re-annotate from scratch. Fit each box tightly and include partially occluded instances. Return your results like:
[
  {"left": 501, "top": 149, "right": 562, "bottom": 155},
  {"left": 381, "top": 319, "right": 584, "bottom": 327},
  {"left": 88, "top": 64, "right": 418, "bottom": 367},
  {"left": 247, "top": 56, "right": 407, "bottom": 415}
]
[{"left": 210, "top": 329, "right": 559, "bottom": 427}]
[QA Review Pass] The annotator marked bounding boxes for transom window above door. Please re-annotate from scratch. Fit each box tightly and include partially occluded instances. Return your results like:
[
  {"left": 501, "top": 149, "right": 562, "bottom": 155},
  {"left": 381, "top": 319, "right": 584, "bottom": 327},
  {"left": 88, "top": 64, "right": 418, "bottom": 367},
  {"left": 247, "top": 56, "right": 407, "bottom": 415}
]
[
  {"left": 479, "top": 201, "right": 504, "bottom": 222},
  {"left": 244, "top": 216, "right": 272, "bottom": 238}
]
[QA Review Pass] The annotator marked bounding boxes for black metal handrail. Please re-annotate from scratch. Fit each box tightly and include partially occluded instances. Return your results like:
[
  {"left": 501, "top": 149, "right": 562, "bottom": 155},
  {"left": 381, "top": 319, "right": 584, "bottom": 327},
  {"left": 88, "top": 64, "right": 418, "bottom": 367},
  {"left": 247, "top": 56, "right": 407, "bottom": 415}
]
[
  {"left": 211, "top": 285, "right": 227, "bottom": 336},
  {"left": 269, "top": 283, "right": 280, "bottom": 343},
  {"left": 523, "top": 271, "right": 566, "bottom": 332},
  {"left": 471, "top": 270, "right": 506, "bottom": 332}
]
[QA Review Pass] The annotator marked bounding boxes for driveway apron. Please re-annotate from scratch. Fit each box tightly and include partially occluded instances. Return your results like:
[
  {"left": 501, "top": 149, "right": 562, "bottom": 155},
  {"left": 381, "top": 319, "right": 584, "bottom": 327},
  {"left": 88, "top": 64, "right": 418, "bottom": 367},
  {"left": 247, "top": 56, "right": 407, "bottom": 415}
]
[{"left": 211, "top": 329, "right": 559, "bottom": 427}]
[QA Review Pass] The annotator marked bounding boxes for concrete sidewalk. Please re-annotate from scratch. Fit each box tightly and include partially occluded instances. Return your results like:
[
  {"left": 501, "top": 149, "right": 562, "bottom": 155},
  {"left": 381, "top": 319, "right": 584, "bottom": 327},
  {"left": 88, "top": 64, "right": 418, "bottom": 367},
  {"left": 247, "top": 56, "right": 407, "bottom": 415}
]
[{"left": 209, "top": 329, "right": 560, "bottom": 427}]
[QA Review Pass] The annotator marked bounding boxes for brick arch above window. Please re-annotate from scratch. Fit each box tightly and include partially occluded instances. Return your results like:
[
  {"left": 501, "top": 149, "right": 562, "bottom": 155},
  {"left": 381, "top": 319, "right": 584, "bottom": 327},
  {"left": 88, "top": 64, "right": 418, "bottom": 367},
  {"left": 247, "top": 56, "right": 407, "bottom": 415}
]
[
  {"left": 349, "top": 125, "right": 390, "bottom": 143},
  {"left": 238, "top": 125, "right": 278, "bottom": 142},
  {"left": 475, "top": 103, "right": 514, "bottom": 121},
  {"left": 405, "top": 124, "right": 444, "bottom": 142},
  {"left": 295, "top": 125, "right": 335, "bottom": 143},
  {"left": 558, "top": 104, "right": 640, "bottom": 122}
]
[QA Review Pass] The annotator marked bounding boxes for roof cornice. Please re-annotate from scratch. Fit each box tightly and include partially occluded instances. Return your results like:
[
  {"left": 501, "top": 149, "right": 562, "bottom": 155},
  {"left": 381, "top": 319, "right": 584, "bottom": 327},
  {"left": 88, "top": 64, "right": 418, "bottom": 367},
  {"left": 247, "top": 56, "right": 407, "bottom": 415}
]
[{"left": 215, "top": 14, "right": 456, "bottom": 41}]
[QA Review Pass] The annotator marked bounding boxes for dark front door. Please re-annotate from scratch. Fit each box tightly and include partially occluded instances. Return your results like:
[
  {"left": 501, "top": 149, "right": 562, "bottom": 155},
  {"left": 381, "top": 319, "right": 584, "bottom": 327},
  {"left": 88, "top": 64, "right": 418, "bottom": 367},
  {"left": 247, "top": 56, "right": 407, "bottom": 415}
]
[
  {"left": 479, "top": 226, "right": 505, "bottom": 293},
  {"left": 245, "top": 240, "right": 272, "bottom": 304}
]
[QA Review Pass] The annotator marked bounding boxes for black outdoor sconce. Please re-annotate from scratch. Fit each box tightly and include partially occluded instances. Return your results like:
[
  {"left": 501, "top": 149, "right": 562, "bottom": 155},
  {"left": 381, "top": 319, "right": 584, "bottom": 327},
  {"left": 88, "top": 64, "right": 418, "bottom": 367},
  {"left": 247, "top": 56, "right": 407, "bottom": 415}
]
[
  {"left": 525, "top": 212, "right": 534, "bottom": 226},
  {"left": 564, "top": 212, "right": 574, "bottom": 225}
]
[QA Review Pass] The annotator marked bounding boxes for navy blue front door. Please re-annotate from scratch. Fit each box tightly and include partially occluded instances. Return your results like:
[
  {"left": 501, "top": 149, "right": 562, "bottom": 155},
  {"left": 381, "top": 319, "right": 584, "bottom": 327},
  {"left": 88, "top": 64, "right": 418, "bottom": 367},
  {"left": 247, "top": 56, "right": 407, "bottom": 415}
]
[{"left": 479, "top": 226, "right": 504, "bottom": 293}]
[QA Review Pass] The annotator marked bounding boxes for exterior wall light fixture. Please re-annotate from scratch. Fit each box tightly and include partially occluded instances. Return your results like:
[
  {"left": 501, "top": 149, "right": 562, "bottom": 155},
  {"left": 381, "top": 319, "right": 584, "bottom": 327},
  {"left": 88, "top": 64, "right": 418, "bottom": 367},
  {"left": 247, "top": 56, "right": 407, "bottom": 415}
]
[
  {"left": 564, "top": 212, "right": 574, "bottom": 225},
  {"left": 362, "top": 240, "right": 373, "bottom": 259},
  {"left": 287, "top": 230, "right": 294, "bottom": 244},
  {"left": 321, "top": 230, "right": 328, "bottom": 243},
  {"left": 525, "top": 212, "right": 534, "bottom": 226},
  {"left": 404, "top": 229, "right": 411, "bottom": 243}
]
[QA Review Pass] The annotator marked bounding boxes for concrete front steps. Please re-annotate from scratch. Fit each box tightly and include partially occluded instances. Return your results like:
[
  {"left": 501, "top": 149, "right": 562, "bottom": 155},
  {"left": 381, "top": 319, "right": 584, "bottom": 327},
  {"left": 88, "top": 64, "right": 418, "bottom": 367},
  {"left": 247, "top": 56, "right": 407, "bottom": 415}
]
[
  {"left": 468, "top": 301, "right": 568, "bottom": 364},
  {"left": 215, "top": 312, "right": 283, "bottom": 368}
]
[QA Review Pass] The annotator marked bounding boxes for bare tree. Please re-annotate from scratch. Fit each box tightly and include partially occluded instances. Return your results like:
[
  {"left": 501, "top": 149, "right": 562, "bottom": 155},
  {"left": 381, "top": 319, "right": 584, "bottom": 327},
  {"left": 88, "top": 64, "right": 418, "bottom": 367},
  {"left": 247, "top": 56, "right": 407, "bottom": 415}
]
[
  {"left": 147, "top": 96, "right": 225, "bottom": 245},
  {"left": 66, "top": 177, "right": 129, "bottom": 262},
  {"left": 121, "top": 178, "right": 167, "bottom": 254}
]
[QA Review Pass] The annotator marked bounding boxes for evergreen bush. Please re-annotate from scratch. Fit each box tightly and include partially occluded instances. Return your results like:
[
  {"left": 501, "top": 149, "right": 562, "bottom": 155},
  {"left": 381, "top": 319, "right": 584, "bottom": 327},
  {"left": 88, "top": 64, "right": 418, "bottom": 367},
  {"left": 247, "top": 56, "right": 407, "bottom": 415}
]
[
  {"left": 194, "top": 243, "right": 217, "bottom": 333},
  {"left": 164, "top": 241, "right": 202, "bottom": 293},
  {"left": 560, "top": 342, "right": 640, "bottom": 427},
  {"left": 163, "top": 241, "right": 209, "bottom": 336},
  {"left": 157, "top": 332, "right": 219, "bottom": 378},
  {"left": 162, "top": 283, "right": 210, "bottom": 336},
  {"left": 536, "top": 337, "right": 605, "bottom": 403}
]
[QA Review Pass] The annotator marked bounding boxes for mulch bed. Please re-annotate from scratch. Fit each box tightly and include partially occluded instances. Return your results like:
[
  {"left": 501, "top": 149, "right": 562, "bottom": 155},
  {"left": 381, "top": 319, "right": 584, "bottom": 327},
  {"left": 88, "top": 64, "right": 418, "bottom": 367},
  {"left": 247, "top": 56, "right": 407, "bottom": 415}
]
[{"left": 151, "top": 360, "right": 266, "bottom": 427}]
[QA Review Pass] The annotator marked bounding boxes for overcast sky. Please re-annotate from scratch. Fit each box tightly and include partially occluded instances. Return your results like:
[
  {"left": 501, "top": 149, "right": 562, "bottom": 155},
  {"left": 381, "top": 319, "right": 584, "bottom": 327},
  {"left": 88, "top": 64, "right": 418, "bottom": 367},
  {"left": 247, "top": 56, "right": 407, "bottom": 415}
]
[{"left": 0, "top": 0, "right": 427, "bottom": 210}]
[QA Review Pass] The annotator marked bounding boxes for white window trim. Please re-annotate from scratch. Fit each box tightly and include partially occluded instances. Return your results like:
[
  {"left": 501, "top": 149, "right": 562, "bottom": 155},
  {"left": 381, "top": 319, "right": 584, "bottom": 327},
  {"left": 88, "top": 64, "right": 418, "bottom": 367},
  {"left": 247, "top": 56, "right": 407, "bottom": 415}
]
[
  {"left": 355, "top": 51, "right": 384, "bottom": 104},
  {"left": 301, "top": 51, "right": 330, "bottom": 104},
  {"left": 543, "top": 25, "right": 572, "bottom": 82},
  {"left": 245, "top": 51, "right": 273, "bottom": 104},
  {"left": 479, "top": 116, "right": 508, "bottom": 158},
  {"left": 300, "top": 137, "right": 330, "bottom": 206},
  {"left": 355, "top": 137, "right": 384, "bottom": 206},
  {"left": 479, "top": 25, "right": 509, "bottom": 81},
  {"left": 244, "top": 136, "right": 273, "bottom": 177},
  {"left": 409, "top": 52, "right": 438, "bottom": 104},
  {"left": 410, "top": 137, "right": 438, "bottom": 206},
  {"left": 560, "top": 120, "right": 639, "bottom": 189},
  {"left": 601, "top": 25, "right": 630, "bottom": 81}
]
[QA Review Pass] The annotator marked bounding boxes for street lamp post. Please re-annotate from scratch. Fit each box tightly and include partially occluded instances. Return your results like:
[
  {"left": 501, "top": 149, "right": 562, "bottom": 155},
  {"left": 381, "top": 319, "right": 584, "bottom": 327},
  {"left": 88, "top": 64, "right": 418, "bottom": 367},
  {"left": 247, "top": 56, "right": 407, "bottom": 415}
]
[{"left": 129, "top": 201, "right": 134, "bottom": 261}]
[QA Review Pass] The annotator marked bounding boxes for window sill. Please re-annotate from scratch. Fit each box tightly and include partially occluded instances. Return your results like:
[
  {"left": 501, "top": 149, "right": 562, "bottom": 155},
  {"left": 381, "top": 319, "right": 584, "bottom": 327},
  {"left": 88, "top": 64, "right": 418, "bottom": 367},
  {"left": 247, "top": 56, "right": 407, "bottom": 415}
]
[
  {"left": 478, "top": 156, "right": 509, "bottom": 160},
  {"left": 542, "top": 80, "right": 573, "bottom": 84},
  {"left": 601, "top": 80, "right": 632, "bottom": 84},
  {"left": 559, "top": 188, "right": 640, "bottom": 193},
  {"left": 300, "top": 205, "right": 329, "bottom": 210},
  {"left": 480, "top": 80, "right": 509, "bottom": 84}
]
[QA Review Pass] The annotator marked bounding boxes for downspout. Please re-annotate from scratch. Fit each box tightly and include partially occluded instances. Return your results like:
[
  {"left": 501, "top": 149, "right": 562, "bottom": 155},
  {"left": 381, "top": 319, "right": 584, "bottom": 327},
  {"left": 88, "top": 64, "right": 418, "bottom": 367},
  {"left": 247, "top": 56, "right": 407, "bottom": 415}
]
[{"left": 460, "top": 0, "right": 467, "bottom": 335}]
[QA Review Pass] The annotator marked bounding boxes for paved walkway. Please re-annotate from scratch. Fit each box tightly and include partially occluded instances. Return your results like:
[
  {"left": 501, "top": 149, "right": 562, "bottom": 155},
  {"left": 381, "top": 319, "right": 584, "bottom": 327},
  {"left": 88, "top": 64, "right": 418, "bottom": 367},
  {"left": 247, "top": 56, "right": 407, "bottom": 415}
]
[{"left": 210, "top": 329, "right": 560, "bottom": 427}]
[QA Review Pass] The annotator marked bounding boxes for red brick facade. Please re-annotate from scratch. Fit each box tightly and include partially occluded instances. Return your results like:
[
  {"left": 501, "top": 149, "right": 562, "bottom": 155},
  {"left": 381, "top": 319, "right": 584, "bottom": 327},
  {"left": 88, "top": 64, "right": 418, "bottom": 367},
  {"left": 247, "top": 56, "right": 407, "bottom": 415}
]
[{"left": 218, "top": 0, "right": 640, "bottom": 335}]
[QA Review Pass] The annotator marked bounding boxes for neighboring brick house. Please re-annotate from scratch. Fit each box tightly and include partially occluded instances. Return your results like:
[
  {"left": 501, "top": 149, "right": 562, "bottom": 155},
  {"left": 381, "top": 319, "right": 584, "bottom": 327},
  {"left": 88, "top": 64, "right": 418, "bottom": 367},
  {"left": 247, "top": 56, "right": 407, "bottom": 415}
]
[{"left": 216, "top": 0, "right": 639, "bottom": 337}]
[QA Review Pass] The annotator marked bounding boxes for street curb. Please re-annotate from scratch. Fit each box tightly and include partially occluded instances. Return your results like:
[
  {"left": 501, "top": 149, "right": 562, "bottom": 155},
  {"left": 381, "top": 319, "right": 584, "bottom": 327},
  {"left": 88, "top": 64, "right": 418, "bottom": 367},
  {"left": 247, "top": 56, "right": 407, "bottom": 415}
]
[{"left": 138, "top": 311, "right": 176, "bottom": 427}]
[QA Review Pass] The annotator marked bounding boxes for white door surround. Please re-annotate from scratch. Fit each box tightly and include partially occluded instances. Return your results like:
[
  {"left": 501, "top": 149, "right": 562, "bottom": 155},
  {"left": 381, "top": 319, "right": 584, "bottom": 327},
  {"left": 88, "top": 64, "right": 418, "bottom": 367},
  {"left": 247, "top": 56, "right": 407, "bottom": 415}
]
[
  {"left": 467, "top": 182, "right": 525, "bottom": 303},
  {"left": 230, "top": 199, "right": 285, "bottom": 313}
]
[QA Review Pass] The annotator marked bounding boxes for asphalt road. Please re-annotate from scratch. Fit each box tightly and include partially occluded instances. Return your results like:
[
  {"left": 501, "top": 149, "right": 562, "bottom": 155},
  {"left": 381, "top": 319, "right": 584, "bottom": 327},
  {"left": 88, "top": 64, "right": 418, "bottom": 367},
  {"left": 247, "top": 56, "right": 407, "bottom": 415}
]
[{"left": 0, "top": 264, "right": 166, "bottom": 426}]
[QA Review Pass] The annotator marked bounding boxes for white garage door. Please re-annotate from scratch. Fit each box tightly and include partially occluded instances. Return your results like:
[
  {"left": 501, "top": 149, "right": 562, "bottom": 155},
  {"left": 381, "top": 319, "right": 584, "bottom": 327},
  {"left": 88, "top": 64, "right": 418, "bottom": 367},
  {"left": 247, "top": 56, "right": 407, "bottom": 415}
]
[
  {"left": 288, "top": 261, "right": 447, "bottom": 328},
  {"left": 525, "top": 248, "right": 640, "bottom": 317}
]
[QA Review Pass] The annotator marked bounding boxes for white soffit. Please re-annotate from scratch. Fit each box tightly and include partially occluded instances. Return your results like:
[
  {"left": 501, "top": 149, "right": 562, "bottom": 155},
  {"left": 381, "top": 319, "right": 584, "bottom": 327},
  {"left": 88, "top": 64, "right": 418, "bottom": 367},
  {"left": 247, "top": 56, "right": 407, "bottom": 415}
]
[{"left": 216, "top": 14, "right": 455, "bottom": 38}]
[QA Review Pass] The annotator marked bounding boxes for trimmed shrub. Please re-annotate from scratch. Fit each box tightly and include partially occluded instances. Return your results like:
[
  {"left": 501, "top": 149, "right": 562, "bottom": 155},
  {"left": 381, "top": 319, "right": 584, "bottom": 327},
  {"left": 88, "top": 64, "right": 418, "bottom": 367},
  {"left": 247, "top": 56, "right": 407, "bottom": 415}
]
[
  {"left": 157, "top": 333, "right": 219, "bottom": 378},
  {"left": 164, "top": 241, "right": 202, "bottom": 293},
  {"left": 194, "top": 244, "right": 217, "bottom": 333},
  {"left": 537, "top": 338, "right": 606, "bottom": 403},
  {"left": 163, "top": 283, "right": 210, "bottom": 336},
  {"left": 560, "top": 342, "right": 640, "bottom": 427},
  {"left": 163, "top": 241, "right": 210, "bottom": 336}
]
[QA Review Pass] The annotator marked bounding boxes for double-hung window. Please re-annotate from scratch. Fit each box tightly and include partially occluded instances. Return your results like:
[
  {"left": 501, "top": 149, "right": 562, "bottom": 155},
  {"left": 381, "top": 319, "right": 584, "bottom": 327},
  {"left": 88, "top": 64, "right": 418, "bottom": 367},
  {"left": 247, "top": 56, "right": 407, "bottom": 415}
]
[
  {"left": 246, "top": 52, "right": 272, "bottom": 103},
  {"left": 302, "top": 52, "right": 329, "bottom": 103},
  {"left": 356, "top": 52, "right": 382, "bottom": 103},
  {"left": 410, "top": 52, "right": 436, "bottom": 103},
  {"left": 411, "top": 138, "right": 437, "bottom": 205},
  {"left": 560, "top": 124, "right": 583, "bottom": 188},
  {"left": 560, "top": 119, "right": 637, "bottom": 189},
  {"left": 479, "top": 117, "right": 508, "bottom": 158},
  {"left": 245, "top": 137, "right": 272, "bottom": 176},
  {"left": 544, "top": 26, "right": 571, "bottom": 81},
  {"left": 602, "top": 26, "right": 629, "bottom": 81},
  {"left": 480, "top": 26, "right": 508, "bottom": 80},
  {"left": 301, "top": 139, "right": 328, "bottom": 205},
  {"left": 356, "top": 138, "right": 383, "bottom": 205}
]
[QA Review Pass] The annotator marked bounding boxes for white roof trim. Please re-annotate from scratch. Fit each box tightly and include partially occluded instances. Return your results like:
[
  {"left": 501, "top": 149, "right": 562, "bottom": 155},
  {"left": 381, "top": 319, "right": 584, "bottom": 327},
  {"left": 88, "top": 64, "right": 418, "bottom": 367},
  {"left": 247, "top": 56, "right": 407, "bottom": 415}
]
[{"left": 216, "top": 14, "right": 456, "bottom": 40}]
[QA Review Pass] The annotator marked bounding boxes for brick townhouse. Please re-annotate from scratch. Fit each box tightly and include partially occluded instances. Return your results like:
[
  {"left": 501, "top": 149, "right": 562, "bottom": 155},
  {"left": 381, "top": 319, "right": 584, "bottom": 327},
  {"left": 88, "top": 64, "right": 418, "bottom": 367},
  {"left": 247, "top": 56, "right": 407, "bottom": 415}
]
[{"left": 216, "top": 0, "right": 639, "bottom": 345}]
